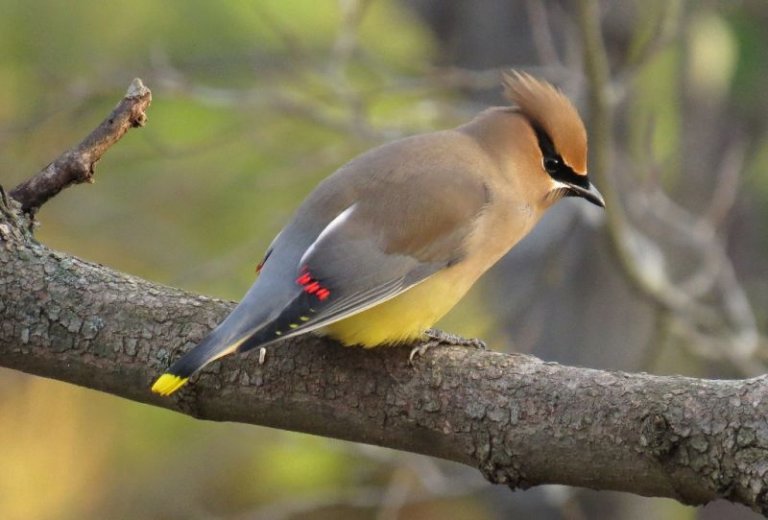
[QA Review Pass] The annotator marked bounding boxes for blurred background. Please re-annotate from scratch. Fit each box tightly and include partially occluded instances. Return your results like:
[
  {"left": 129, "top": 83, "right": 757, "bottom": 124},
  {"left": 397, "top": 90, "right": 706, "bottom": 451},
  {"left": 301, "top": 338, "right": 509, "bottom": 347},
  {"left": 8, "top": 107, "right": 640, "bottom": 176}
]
[{"left": 1, "top": 0, "right": 767, "bottom": 518}]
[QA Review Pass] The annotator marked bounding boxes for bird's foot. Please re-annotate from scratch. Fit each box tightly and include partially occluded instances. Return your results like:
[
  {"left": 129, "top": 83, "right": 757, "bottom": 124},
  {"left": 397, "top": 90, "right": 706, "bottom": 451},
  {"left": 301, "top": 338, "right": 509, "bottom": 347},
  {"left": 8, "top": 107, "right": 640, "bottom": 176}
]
[
  {"left": 424, "top": 329, "right": 487, "bottom": 350},
  {"left": 408, "top": 329, "right": 487, "bottom": 364}
]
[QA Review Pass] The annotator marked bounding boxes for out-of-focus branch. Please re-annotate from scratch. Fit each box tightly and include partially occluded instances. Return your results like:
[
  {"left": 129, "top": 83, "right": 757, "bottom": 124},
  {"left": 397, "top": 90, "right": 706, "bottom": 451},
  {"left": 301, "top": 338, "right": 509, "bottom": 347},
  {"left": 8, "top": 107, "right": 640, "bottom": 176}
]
[
  {"left": 576, "top": 0, "right": 763, "bottom": 373},
  {"left": 704, "top": 136, "right": 745, "bottom": 228},
  {"left": 9, "top": 79, "right": 152, "bottom": 215},
  {"left": 150, "top": 56, "right": 399, "bottom": 143},
  {"left": 629, "top": 186, "right": 760, "bottom": 370},
  {"left": 576, "top": 0, "right": 665, "bottom": 309},
  {"left": 623, "top": 1, "right": 683, "bottom": 76},
  {"left": 576, "top": 0, "right": 624, "bottom": 246},
  {"left": 328, "top": 0, "right": 373, "bottom": 78},
  {"left": 524, "top": 0, "right": 562, "bottom": 68},
  {"left": 239, "top": 461, "right": 487, "bottom": 520}
]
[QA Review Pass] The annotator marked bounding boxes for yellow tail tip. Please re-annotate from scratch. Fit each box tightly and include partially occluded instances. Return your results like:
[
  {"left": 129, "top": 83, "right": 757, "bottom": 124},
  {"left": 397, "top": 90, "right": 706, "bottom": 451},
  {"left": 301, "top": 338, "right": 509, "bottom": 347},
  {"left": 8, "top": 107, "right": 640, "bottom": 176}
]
[{"left": 151, "top": 374, "right": 189, "bottom": 396}]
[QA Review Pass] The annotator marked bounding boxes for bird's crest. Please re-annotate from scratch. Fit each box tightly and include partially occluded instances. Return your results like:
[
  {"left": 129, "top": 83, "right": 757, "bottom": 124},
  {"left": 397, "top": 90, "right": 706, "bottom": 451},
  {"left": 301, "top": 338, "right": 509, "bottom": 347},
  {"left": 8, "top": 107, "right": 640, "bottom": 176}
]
[{"left": 502, "top": 71, "right": 587, "bottom": 175}]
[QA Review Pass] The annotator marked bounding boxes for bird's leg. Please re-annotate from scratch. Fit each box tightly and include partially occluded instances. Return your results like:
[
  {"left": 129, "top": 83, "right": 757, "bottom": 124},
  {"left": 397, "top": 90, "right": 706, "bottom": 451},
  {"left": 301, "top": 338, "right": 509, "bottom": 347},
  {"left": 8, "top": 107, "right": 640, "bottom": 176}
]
[
  {"left": 258, "top": 347, "right": 267, "bottom": 365},
  {"left": 409, "top": 328, "right": 487, "bottom": 364}
]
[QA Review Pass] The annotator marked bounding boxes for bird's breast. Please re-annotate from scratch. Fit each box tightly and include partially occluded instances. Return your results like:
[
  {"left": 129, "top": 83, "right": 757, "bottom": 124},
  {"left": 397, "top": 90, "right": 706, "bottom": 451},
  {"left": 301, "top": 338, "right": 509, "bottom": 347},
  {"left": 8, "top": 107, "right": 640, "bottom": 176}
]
[{"left": 321, "top": 181, "right": 540, "bottom": 348}]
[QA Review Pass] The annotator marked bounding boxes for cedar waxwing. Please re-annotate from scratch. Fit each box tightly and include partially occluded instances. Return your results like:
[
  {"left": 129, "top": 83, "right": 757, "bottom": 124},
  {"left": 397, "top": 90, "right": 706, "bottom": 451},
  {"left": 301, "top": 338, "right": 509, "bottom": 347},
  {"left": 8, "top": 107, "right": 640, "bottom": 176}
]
[{"left": 152, "top": 71, "right": 604, "bottom": 396}]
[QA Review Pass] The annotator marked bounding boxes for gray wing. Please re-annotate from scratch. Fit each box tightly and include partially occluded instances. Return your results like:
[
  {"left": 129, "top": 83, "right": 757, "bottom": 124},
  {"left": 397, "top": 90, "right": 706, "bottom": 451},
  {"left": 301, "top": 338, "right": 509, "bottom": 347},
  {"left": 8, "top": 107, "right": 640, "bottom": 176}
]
[{"left": 259, "top": 165, "right": 491, "bottom": 338}]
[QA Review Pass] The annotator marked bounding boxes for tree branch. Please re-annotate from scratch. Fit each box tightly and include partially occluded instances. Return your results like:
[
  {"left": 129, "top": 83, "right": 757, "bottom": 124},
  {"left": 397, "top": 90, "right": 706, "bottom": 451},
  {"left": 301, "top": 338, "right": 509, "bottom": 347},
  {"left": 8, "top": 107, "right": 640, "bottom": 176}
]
[
  {"left": 0, "top": 200, "right": 767, "bottom": 514},
  {"left": 9, "top": 78, "right": 152, "bottom": 214}
]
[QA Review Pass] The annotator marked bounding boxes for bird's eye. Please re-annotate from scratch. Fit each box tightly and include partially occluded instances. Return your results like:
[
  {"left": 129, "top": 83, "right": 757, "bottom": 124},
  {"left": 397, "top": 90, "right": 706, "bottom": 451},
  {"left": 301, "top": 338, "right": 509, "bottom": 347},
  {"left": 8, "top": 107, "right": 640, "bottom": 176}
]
[{"left": 543, "top": 157, "right": 559, "bottom": 172}]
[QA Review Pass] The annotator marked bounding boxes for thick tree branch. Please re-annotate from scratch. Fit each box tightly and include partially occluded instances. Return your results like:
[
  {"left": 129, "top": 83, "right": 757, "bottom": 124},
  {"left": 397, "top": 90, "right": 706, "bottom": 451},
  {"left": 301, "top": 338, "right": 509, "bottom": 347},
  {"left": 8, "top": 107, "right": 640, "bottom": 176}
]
[
  {"left": 9, "top": 78, "right": 151, "bottom": 214},
  {"left": 0, "top": 201, "right": 767, "bottom": 514}
]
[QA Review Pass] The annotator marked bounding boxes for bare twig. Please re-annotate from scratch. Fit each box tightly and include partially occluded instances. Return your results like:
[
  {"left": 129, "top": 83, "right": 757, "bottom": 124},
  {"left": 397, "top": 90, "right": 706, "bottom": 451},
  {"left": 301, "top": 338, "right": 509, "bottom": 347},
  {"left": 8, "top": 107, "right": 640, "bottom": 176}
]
[{"left": 9, "top": 78, "right": 152, "bottom": 214}]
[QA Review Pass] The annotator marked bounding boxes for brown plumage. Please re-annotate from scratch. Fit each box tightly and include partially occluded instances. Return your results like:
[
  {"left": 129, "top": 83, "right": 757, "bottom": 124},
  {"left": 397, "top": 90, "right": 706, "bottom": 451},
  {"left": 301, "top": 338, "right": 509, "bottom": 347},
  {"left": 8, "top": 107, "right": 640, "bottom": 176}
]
[
  {"left": 502, "top": 71, "right": 588, "bottom": 175},
  {"left": 152, "top": 71, "right": 604, "bottom": 396}
]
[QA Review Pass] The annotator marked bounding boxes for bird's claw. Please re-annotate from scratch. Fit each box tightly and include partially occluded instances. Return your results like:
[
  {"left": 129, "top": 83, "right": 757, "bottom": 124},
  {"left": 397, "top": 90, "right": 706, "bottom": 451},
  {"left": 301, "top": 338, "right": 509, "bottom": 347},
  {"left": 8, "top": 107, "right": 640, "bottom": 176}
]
[
  {"left": 409, "top": 343, "right": 435, "bottom": 364},
  {"left": 258, "top": 347, "right": 267, "bottom": 365}
]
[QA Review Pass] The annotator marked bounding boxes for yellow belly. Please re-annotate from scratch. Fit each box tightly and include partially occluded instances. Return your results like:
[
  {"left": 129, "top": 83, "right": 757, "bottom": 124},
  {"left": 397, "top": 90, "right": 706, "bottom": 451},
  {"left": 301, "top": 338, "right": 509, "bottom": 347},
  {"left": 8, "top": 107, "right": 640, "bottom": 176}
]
[
  {"left": 321, "top": 268, "right": 474, "bottom": 347},
  {"left": 320, "top": 190, "right": 538, "bottom": 347}
]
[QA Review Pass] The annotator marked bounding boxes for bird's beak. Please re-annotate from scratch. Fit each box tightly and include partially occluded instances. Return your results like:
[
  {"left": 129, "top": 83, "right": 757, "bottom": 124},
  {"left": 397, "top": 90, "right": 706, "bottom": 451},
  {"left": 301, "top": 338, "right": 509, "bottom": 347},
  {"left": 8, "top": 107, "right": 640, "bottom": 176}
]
[{"left": 566, "top": 181, "right": 605, "bottom": 208}]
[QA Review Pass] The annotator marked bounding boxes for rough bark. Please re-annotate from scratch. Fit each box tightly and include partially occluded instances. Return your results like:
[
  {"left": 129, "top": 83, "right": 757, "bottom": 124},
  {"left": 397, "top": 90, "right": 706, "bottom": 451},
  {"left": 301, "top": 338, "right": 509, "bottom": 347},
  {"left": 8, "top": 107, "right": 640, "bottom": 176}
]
[{"left": 0, "top": 195, "right": 767, "bottom": 515}]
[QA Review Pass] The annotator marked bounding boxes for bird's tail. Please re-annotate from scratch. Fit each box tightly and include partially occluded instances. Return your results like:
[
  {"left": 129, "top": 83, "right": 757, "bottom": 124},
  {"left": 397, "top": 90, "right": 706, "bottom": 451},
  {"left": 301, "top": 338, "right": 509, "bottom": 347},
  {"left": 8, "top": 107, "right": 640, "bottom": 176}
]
[
  {"left": 151, "top": 287, "right": 281, "bottom": 396},
  {"left": 151, "top": 257, "right": 326, "bottom": 396},
  {"left": 151, "top": 328, "right": 249, "bottom": 396}
]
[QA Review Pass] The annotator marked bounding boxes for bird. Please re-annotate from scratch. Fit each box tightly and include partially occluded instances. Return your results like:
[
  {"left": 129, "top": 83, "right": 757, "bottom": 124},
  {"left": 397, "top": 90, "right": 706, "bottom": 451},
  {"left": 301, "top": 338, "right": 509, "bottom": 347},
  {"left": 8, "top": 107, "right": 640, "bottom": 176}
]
[{"left": 151, "top": 71, "right": 604, "bottom": 396}]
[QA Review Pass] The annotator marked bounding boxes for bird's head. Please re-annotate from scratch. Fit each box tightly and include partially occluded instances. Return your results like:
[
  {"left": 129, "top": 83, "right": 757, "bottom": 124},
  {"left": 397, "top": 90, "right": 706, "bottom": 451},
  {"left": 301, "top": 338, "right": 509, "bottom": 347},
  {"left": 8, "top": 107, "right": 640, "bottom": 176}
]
[{"left": 502, "top": 71, "right": 605, "bottom": 208}]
